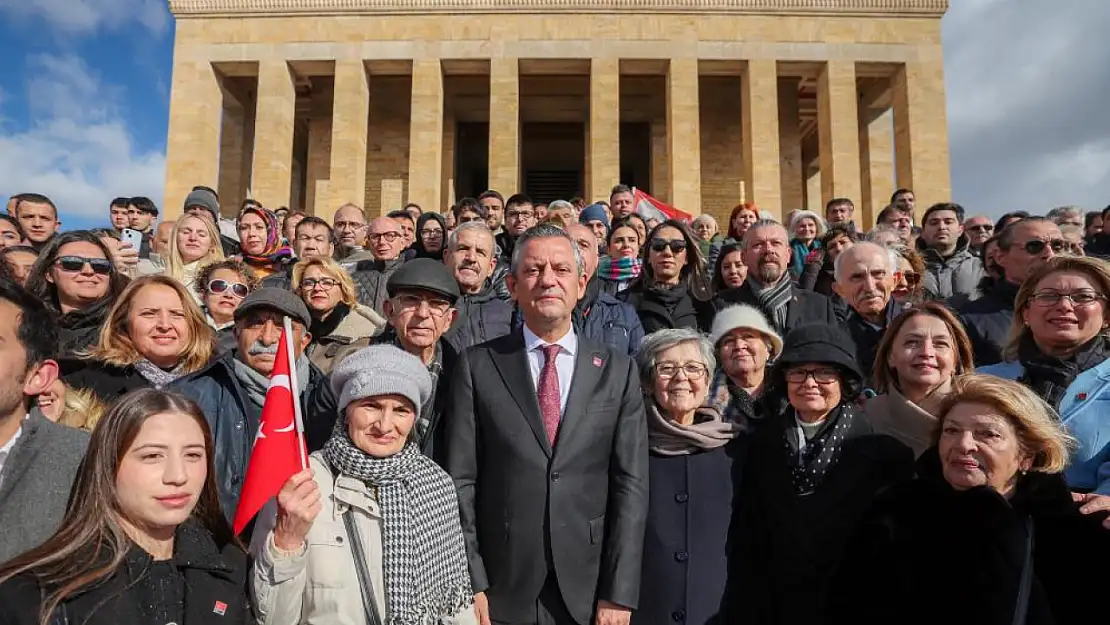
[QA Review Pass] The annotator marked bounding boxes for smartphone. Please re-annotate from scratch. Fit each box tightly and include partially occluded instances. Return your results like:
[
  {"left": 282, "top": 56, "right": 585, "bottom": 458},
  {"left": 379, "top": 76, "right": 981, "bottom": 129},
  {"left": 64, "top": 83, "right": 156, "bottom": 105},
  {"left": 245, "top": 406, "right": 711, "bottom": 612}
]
[{"left": 120, "top": 228, "right": 144, "bottom": 251}]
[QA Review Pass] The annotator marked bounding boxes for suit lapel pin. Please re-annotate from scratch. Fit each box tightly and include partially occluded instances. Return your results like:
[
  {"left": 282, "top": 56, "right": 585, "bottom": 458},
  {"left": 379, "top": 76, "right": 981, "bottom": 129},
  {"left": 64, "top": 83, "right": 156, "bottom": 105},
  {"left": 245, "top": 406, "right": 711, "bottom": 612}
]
[
  {"left": 1077, "top": 392, "right": 1088, "bottom": 401},
  {"left": 592, "top": 355, "right": 604, "bottom": 368},
  {"left": 213, "top": 601, "right": 228, "bottom": 616}
]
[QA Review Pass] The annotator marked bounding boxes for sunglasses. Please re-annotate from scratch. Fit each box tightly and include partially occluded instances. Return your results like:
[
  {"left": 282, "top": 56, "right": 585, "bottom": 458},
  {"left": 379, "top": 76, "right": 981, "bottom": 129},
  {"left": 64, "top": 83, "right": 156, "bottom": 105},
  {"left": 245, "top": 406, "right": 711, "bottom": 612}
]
[
  {"left": 207, "top": 279, "right": 250, "bottom": 298},
  {"left": 897, "top": 270, "right": 922, "bottom": 286},
  {"left": 1022, "top": 239, "right": 1067, "bottom": 255},
  {"left": 55, "top": 256, "right": 112, "bottom": 275},
  {"left": 650, "top": 238, "right": 687, "bottom": 254}
]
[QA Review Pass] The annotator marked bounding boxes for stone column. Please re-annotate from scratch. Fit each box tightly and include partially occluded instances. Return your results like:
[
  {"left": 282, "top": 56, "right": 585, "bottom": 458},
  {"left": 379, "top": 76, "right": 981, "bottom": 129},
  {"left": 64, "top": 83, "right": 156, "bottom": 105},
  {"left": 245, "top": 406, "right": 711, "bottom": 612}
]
[
  {"left": 305, "top": 116, "right": 332, "bottom": 216},
  {"left": 488, "top": 58, "right": 520, "bottom": 197},
  {"left": 859, "top": 108, "right": 894, "bottom": 228},
  {"left": 778, "top": 78, "right": 804, "bottom": 213},
  {"left": 741, "top": 60, "right": 782, "bottom": 220},
  {"left": 893, "top": 60, "right": 951, "bottom": 215},
  {"left": 650, "top": 120, "right": 669, "bottom": 202},
  {"left": 251, "top": 60, "right": 297, "bottom": 209},
  {"left": 817, "top": 61, "right": 862, "bottom": 207},
  {"left": 806, "top": 170, "right": 822, "bottom": 213},
  {"left": 163, "top": 59, "right": 223, "bottom": 218},
  {"left": 218, "top": 102, "right": 247, "bottom": 212},
  {"left": 667, "top": 58, "right": 702, "bottom": 214},
  {"left": 326, "top": 60, "right": 371, "bottom": 214},
  {"left": 588, "top": 58, "right": 621, "bottom": 202},
  {"left": 442, "top": 108, "right": 456, "bottom": 211},
  {"left": 407, "top": 59, "right": 444, "bottom": 212}
]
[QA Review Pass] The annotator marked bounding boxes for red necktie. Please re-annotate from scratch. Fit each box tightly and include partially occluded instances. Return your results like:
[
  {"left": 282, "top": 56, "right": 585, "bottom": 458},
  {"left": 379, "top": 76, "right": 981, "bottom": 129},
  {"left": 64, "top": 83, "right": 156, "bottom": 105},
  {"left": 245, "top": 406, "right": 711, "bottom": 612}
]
[{"left": 538, "top": 344, "right": 562, "bottom": 446}]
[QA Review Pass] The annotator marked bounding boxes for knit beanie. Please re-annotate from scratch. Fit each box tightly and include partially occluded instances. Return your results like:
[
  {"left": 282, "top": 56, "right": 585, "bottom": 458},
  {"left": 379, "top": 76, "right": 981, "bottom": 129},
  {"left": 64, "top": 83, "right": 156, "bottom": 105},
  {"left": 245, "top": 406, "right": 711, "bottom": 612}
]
[
  {"left": 579, "top": 203, "right": 610, "bottom": 229},
  {"left": 330, "top": 345, "right": 432, "bottom": 413},
  {"left": 709, "top": 304, "right": 783, "bottom": 358},
  {"left": 184, "top": 188, "right": 220, "bottom": 221}
]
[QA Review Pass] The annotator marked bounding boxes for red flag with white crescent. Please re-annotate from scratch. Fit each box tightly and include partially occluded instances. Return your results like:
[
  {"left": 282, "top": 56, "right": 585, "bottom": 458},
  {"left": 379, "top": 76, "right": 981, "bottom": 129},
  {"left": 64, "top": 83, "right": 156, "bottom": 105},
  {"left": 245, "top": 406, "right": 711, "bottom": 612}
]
[
  {"left": 632, "top": 187, "right": 693, "bottom": 224},
  {"left": 232, "top": 321, "right": 307, "bottom": 534}
]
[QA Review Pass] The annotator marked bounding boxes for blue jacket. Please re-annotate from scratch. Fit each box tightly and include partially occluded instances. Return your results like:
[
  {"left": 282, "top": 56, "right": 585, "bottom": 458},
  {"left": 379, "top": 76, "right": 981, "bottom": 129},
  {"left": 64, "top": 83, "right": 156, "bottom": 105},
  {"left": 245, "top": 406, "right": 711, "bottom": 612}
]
[
  {"left": 170, "top": 352, "right": 337, "bottom": 520},
  {"left": 511, "top": 286, "right": 645, "bottom": 357},
  {"left": 979, "top": 359, "right": 1110, "bottom": 495}
]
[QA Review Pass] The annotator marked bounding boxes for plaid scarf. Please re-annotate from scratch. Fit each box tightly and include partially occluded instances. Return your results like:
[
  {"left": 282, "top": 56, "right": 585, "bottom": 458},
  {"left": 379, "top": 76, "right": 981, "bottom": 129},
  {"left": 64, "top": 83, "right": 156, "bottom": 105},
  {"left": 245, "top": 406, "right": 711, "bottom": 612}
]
[
  {"left": 598, "top": 256, "right": 643, "bottom": 284},
  {"left": 747, "top": 274, "right": 792, "bottom": 334},
  {"left": 321, "top": 436, "right": 473, "bottom": 624}
]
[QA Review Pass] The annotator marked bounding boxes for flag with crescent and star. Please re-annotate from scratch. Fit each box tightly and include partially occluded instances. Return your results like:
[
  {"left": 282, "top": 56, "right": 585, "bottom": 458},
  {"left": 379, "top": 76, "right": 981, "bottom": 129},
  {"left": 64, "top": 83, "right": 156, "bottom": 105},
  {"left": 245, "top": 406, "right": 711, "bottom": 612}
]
[{"left": 233, "top": 317, "right": 308, "bottom": 534}]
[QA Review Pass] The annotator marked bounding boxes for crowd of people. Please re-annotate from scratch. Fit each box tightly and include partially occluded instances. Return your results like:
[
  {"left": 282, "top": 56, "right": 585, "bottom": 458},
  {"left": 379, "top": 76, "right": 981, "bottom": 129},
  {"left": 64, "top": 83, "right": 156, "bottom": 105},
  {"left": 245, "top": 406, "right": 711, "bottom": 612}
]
[{"left": 0, "top": 185, "right": 1109, "bottom": 625}]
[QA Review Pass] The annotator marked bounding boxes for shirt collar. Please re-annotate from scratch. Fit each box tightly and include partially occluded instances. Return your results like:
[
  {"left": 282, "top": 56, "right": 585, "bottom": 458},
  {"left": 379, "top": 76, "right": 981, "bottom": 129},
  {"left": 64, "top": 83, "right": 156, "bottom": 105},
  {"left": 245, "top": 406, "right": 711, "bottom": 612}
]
[
  {"left": 523, "top": 324, "right": 578, "bottom": 357},
  {"left": 0, "top": 414, "right": 29, "bottom": 456}
]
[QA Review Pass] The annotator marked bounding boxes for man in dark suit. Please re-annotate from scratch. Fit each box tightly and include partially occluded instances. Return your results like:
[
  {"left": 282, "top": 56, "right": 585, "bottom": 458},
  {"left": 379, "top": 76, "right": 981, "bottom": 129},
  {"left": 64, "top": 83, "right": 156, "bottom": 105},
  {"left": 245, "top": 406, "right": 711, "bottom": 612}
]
[
  {"left": 715, "top": 220, "right": 840, "bottom": 332},
  {"left": 447, "top": 223, "right": 649, "bottom": 625}
]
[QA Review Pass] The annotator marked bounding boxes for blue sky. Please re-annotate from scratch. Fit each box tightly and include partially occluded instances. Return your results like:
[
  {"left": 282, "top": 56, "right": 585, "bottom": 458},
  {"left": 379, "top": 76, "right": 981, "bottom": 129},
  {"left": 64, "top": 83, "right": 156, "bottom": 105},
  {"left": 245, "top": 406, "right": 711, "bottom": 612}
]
[{"left": 1, "top": 0, "right": 1107, "bottom": 230}]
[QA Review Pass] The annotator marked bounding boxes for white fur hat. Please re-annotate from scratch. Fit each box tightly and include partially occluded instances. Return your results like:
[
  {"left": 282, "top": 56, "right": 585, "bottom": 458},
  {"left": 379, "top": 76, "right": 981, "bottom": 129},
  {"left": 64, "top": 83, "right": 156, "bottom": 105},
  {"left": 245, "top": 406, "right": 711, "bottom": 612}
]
[{"left": 708, "top": 304, "right": 784, "bottom": 358}]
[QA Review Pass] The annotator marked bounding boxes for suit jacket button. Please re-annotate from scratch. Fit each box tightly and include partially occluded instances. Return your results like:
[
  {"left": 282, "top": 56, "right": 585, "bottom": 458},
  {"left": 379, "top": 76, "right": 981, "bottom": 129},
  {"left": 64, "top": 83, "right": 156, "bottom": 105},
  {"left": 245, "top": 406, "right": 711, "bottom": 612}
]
[
  {"left": 671, "top": 611, "right": 685, "bottom": 621},
  {"left": 674, "top": 551, "right": 688, "bottom": 562},
  {"left": 675, "top": 493, "right": 689, "bottom": 503},
  {"left": 551, "top": 472, "right": 560, "bottom": 482}
]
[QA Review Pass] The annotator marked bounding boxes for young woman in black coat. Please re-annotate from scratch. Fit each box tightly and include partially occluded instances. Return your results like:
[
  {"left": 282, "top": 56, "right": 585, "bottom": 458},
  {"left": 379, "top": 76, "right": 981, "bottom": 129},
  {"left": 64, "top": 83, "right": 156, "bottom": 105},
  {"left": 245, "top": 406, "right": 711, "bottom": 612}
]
[
  {"left": 0, "top": 389, "right": 251, "bottom": 625},
  {"left": 735, "top": 324, "right": 914, "bottom": 625},
  {"left": 619, "top": 219, "right": 714, "bottom": 333},
  {"left": 832, "top": 375, "right": 1110, "bottom": 625}
]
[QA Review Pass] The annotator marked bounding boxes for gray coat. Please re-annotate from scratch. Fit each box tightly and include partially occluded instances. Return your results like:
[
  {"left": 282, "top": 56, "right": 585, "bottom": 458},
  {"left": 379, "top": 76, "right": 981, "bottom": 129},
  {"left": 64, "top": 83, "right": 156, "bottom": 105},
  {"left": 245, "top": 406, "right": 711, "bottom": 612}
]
[
  {"left": 0, "top": 410, "right": 89, "bottom": 563},
  {"left": 917, "top": 235, "right": 984, "bottom": 303}
]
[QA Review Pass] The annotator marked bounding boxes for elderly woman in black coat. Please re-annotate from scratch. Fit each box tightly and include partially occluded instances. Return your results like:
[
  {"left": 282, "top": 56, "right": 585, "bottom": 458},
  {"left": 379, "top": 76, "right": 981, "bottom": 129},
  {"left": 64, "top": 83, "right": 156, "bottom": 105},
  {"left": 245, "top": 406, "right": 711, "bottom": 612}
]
[
  {"left": 632, "top": 328, "right": 746, "bottom": 625},
  {"left": 736, "top": 324, "right": 914, "bottom": 625},
  {"left": 832, "top": 374, "right": 1110, "bottom": 625}
]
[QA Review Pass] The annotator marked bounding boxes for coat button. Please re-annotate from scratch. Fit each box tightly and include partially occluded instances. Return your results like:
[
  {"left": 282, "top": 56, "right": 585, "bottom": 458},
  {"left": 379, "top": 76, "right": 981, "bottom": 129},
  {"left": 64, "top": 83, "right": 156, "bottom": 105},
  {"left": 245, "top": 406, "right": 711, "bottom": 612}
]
[
  {"left": 674, "top": 551, "right": 688, "bottom": 562},
  {"left": 675, "top": 493, "right": 689, "bottom": 503},
  {"left": 551, "top": 472, "right": 561, "bottom": 482},
  {"left": 671, "top": 610, "right": 685, "bottom": 621}
]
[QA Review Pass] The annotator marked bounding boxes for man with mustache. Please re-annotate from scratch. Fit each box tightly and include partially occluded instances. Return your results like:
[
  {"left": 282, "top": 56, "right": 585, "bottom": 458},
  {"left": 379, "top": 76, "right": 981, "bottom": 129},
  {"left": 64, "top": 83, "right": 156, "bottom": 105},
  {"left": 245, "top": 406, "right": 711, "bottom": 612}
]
[
  {"left": 370, "top": 258, "right": 461, "bottom": 465},
  {"left": 443, "top": 221, "right": 513, "bottom": 352},
  {"left": 172, "top": 288, "right": 337, "bottom": 521},
  {"left": 715, "top": 220, "right": 839, "bottom": 335},
  {"left": 833, "top": 242, "right": 900, "bottom": 386}
]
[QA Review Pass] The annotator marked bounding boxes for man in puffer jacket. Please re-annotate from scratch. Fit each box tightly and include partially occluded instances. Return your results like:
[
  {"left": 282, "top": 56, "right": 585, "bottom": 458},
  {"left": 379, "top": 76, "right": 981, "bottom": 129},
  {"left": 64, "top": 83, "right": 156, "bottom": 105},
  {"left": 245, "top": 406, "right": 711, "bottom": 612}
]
[
  {"left": 442, "top": 221, "right": 513, "bottom": 351},
  {"left": 917, "top": 203, "right": 984, "bottom": 304}
]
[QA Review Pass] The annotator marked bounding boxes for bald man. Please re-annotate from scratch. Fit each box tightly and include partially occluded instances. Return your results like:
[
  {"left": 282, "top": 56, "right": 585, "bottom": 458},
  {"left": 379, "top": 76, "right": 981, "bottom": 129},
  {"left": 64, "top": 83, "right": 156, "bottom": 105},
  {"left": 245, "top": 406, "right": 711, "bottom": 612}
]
[
  {"left": 332, "top": 203, "right": 368, "bottom": 254},
  {"left": 340, "top": 216, "right": 409, "bottom": 315}
]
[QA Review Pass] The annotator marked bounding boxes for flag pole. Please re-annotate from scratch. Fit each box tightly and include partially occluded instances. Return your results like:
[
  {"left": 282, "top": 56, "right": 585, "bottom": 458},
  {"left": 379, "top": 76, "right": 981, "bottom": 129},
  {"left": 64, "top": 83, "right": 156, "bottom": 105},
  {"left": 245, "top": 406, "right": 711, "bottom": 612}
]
[{"left": 283, "top": 316, "right": 309, "bottom": 471}]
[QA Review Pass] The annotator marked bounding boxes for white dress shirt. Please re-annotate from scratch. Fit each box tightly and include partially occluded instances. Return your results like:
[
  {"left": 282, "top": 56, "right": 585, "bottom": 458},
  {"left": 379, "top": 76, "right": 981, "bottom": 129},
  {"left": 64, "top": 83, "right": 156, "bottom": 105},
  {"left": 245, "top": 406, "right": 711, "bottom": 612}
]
[{"left": 523, "top": 324, "right": 578, "bottom": 417}]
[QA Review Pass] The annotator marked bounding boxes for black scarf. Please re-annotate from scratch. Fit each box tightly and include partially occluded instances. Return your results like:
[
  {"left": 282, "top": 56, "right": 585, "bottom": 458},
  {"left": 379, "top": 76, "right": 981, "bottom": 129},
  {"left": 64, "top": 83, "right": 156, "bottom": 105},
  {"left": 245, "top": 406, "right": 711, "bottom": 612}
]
[
  {"left": 1018, "top": 334, "right": 1110, "bottom": 410},
  {"left": 646, "top": 281, "right": 689, "bottom": 312},
  {"left": 784, "top": 403, "right": 856, "bottom": 495},
  {"left": 309, "top": 302, "right": 351, "bottom": 341}
]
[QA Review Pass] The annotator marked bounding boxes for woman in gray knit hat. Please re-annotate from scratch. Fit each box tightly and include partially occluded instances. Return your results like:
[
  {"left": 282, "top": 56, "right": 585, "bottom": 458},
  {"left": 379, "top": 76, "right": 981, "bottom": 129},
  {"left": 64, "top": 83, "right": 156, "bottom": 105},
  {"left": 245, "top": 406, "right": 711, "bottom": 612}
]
[{"left": 250, "top": 344, "right": 477, "bottom": 625}]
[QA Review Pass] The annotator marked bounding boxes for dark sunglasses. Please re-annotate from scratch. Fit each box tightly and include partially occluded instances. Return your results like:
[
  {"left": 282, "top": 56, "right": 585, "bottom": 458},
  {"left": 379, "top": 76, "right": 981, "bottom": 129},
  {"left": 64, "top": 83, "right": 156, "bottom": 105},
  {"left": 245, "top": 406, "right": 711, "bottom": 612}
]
[
  {"left": 899, "top": 270, "right": 922, "bottom": 286},
  {"left": 207, "top": 279, "right": 250, "bottom": 298},
  {"left": 1022, "top": 239, "right": 1067, "bottom": 255},
  {"left": 650, "top": 238, "right": 687, "bottom": 254},
  {"left": 54, "top": 256, "right": 112, "bottom": 275}
]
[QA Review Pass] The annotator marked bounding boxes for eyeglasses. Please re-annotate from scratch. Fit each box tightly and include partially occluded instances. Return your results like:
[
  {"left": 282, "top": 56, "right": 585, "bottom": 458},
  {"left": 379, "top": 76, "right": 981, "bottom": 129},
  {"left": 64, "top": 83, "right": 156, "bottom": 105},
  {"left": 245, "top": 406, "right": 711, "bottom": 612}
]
[
  {"left": 655, "top": 362, "right": 708, "bottom": 380},
  {"left": 207, "top": 279, "right": 250, "bottom": 298},
  {"left": 393, "top": 293, "right": 452, "bottom": 317},
  {"left": 457, "top": 215, "right": 483, "bottom": 224},
  {"left": 420, "top": 228, "right": 444, "bottom": 237},
  {"left": 967, "top": 224, "right": 993, "bottom": 233},
  {"left": 785, "top": 368, "right": 840, "bottom": 384},
  {"left": 334, "top": 220, "right": 367, "bottom": 231},
  {"left": 368, "top": 232, "right": 402, "bottom": 243},
  {"left": 897, "top": 270, "right": 922, "bottom": 286},
  {"left": 301, "top": 277, "right": 339, "bottom": 291},
  {"left": 649, "top": 238, "right": 687, "bottom": 254},
  {"left": 54, "top": 256, "right": 112, "bottom": 275},
  {"left": 1030, "top": 291, "right": 1106, "bottom": 307},
  {"left": 507, "top": 210, "right": 535, "bottom": 220},
  {"left": 1022, "top": 239, "right": 1067, "bottom": 255}
]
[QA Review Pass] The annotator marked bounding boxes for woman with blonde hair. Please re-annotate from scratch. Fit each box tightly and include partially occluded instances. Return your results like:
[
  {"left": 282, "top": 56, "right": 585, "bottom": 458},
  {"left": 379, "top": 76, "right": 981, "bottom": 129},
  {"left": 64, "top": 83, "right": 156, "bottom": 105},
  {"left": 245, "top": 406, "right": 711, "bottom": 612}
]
[
  {"left": 63, "top": 275, "right": 216, "bottom": 402},
  {"left": 292, "top": 256, "right": 386, "bottom": 374},
  {"left": 863, "top": 302, "right": 975, "bottom": 457},
  {"left": 833, "top": 375, "right": 1110, "bottom": 625},
  {"left": 138, "top": 214, "right": 225, "bottom": 296},
  {"left": 979, "top": 255, "right": 1110, "bottom": 494}
]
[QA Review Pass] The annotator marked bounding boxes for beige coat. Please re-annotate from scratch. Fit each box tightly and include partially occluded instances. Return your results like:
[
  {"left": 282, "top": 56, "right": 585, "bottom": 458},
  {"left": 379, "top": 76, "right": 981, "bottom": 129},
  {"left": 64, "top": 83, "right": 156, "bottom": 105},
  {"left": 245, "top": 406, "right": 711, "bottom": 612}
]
[
  {"left": 251, "top": 453, "right": 477, "bottom": 625},
  {"left": 307, "top": 304, "right": 387, "bottom": 375},
  {"left": 862, "top": 387, "right": 941, "bottom": 458}
]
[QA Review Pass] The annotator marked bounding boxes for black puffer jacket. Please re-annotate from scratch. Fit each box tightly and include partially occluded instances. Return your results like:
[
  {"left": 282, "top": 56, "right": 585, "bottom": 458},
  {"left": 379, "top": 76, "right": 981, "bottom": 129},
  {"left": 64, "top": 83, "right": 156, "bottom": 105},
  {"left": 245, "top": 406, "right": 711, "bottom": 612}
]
[
  {"left": 445, "top": 285, "right": 513, "bottom": 352},
  {"left": 61, "top": 360, "right": 151, "bottom": 404},
  {"left": 341, "top": 256, "right": 405, "bottom": 315},
  {"left": 959, "top": 278, "right": 1020, "bottom": 366},
  {"left": 619, "top": 280, "right": 713, "bottom": 333}
]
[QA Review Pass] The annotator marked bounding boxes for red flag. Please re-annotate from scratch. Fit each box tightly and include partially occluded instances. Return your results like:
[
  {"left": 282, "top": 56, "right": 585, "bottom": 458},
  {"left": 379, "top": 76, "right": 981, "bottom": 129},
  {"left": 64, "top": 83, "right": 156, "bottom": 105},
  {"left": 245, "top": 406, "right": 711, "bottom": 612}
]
[
  {"left": 632, "top": 187, "right": 693, "bottom": 223},
  {"left": 232, "top": 321, "right": 307, "bottom": 534}
]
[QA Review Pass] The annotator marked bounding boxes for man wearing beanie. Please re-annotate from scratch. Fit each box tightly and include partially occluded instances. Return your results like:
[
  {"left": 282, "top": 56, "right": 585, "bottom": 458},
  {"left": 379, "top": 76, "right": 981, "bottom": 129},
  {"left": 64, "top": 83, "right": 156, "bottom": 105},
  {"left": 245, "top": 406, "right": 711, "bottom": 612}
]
[
  {"left": 172, "top": 287, "right": 337, "bottom": 520},
  {"left": 184, "top": 186, "right": 241, "bottom": 257},
  {"left": 372, "top": 258, "right": 461, "bottom": 464},
  {"left": 579, "top": 202, "right": 610, "bottom": 253},
  {"left": 447, "top": 223, "right": 648, "bottom": 625}
]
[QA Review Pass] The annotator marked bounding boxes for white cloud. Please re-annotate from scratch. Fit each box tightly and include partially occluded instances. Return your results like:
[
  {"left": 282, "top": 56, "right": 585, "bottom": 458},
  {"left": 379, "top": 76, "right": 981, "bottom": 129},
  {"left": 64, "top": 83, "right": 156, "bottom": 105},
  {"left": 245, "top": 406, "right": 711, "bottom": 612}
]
[
  {"left": 0, "top": 54, "right": 165, "bottom": 223},
  {"left": 0, "top": 0, "right": 168, "bottom": 35}
]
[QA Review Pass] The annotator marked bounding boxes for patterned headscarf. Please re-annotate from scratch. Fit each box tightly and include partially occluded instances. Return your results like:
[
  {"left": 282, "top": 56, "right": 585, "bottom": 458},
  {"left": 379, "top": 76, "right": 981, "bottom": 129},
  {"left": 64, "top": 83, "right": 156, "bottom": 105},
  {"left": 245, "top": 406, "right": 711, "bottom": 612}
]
[{"left": 237, "top": 207, "right": 292, "bottom": 265}]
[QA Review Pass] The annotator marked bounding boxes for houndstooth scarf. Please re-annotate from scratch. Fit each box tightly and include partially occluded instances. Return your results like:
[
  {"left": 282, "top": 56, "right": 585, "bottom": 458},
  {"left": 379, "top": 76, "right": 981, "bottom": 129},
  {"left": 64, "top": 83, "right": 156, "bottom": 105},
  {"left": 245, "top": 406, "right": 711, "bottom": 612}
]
[
  {"left": 322, "top": 429, "right": 472, "bottom": 624},
  {"left": 747, "top": 274, "right": 792, "bottom": 334}
]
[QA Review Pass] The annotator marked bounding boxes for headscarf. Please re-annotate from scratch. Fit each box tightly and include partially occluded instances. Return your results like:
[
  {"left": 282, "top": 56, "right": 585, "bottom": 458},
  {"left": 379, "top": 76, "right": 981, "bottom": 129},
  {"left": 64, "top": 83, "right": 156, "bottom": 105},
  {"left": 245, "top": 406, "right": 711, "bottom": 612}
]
[
  {"left": 237, "top": 207, "right": 292, "bottom": 265},
  {"left": 413, "top": 212, "right": 447, "bottom": 260}
]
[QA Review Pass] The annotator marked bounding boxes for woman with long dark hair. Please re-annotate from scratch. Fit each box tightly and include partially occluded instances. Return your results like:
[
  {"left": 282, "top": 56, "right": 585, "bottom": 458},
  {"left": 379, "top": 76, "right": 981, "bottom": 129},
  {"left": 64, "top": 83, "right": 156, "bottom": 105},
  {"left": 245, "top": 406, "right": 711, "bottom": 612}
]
[
  {"left": 619, "top": 219, "right": 713, "bottom": 333},
  {"left": 0, "top": 389, "right": 250, "bottom": 625},
  {"left": 24, "top": 230, "right": 130, "bottom": 354}
]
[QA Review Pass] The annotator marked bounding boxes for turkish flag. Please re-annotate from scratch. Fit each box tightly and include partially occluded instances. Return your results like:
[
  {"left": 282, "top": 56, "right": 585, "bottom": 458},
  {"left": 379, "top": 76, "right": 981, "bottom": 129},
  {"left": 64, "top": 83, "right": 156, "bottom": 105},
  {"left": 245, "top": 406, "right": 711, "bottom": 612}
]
[
  {"left": 232, "top": 321, "right": 307, "bottom": 535},
  {"left": 632, "top": 187, "right": 693, "bottom": 224}
]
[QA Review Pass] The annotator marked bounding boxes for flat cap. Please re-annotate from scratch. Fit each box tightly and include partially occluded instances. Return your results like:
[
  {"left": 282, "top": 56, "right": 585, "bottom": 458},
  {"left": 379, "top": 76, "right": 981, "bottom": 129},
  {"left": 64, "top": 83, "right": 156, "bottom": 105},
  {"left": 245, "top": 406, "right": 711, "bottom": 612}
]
[
  {"left": 386, "top": 258, "right": 461, "bottom": 304},
  {"left": 234, "top": 287, "right": 312, "bottom": 328}
]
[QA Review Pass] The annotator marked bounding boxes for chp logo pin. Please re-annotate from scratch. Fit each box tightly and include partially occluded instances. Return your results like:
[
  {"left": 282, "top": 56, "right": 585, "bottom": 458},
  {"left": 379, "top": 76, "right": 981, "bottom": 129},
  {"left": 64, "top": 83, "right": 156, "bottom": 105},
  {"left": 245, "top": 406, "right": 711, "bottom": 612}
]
[
  {"left": 592, "top": 355, "right": 604, "bottom": 368},
  {"left": 213, "top": 601, "right": 228, "bottom": 616}
]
